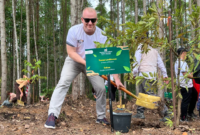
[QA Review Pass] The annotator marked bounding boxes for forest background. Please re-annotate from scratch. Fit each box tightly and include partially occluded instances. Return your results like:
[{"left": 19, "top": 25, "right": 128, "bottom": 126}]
[{"left": 0, "top": 0, "right": 200, "bottom": 122}]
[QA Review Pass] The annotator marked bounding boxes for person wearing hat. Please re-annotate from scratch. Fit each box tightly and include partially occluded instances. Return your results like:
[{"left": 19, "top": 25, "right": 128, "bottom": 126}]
[
  {"left": 174, "top": 47, "right": 197, "bottom": 121},
  {"left": 132, "top": 32, "right": 169, "bottom": 119}
]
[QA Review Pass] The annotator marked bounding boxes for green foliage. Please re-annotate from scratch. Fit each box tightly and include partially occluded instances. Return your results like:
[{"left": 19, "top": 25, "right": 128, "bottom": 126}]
[
  {"left": 41, "top": 87, "right": 54, "bottom": 99},
  {"left": 165, "top": 118, "right": 173, "bottom": 128},
  {"left": 22, "top": 59, "right": 46, "bottom": 83}
]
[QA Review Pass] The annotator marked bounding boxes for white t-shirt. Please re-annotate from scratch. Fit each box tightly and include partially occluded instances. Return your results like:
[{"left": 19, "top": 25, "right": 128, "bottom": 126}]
[
  {"left": 66, "top": 23, "right": 107, "bottom": 59},
  {"left": 174, "top": 59, "right": 193, "bottom": 88}
]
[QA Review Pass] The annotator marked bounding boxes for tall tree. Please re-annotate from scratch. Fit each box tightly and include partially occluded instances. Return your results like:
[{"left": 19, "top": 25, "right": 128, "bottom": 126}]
[
  {"left": 189, "top": 0, "right": 194, "bottom": 40},
  {"left": 143, "top": 0, "right": 147, "bottom": 15},
  {"left": 197, "top": 0, "right": 200, "bottom": 36},
  {"left": 52, "top": 0, "right": 57, "bottom": 85},
  {"left": 12, "top": 0, "right": 16, "bottom": 92},
  {"left": 12, "top": 0, "right": 19, "bottom": 80},
  {"left": 62, "top": 0, "right": 68, "bottom": 59},
  {"left": 79, "top": 0, "right": 86, "bottom": 96},
  {"left": 26, "top": 0, "right": 31, "bottom": 104},
  {"left": 135, "top": 0, "right": 138, "bottom": 23},
  {"left": 0, "top": 0, "right": 7, "bottom": 102},
  {"left": 19, "top": 0, "right": 23, "bottom": 77},
  {"left": 157, "top": 0, "right": 165, "bottom": 99},
  {"left": 110, "top": 0, "right": 113, "bottom": 21},
  {"left": 121, "top": 0, "right": 127, "bottom": 99},
  {"left": 175, "top": 0, "right": 179, "bottom": 48},
  {"left": 32, "top": 0, "right": 41, "bottom": 95},
  {"left": 71, "top": 0, "right": 79, "bottom": 100},
  {"left": 135, "top": 0, "right": 139, "bottom": 96}
]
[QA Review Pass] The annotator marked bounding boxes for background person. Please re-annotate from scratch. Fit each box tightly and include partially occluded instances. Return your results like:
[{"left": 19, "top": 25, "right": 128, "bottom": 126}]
[
  {"left": 15, "top": 75, "right": 31, "bottom": 104},
  {"left": 132, "top": 32, "right": 169, "bottom": 119},
  {"left": 174, "top": 48, "right": 197, "bottom": 121}
]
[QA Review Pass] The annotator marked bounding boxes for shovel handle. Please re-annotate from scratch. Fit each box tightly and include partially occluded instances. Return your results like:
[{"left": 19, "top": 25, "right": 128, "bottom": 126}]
[{"left": 101, "top": 75, "right": 138, "bottom": 99}]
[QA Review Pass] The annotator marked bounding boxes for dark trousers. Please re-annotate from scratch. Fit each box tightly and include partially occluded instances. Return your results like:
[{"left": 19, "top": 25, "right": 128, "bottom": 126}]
[
  {"left": 188, "top": 87, "right": 198, "bottom": 114},
  {"left": 15, "top": 83, "right": 27, "bottom": 103},
  {"left": 180, "top": 87, "right": 197, "bottom": 119},
  {"left": 110, "top": 84, "right": 117, "bottom": 101}
]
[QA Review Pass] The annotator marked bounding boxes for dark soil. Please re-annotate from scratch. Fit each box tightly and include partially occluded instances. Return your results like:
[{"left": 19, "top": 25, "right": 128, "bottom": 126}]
[{"left": 0, "top": 95, "right": 200, "bottom": 135}]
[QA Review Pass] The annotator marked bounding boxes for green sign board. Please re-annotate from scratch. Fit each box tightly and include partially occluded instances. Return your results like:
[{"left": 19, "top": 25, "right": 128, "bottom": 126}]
[{"left": 85, "top": 46, "right": 131, "bottom": 76}]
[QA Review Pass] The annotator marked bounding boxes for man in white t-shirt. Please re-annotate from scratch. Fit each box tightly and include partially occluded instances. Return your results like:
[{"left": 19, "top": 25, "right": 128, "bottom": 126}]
[
  {"left": 44, "top": 7, "right": 124, "bottom": 129},
  {"left": 174, "top": 48, "right": 197, "bottom": 122}
]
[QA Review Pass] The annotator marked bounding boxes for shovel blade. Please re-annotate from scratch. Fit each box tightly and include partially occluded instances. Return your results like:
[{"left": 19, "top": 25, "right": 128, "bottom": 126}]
[
  {"left": 136, "top": 93, "right": 161, "bottom": 109},
  {"left": 17, "top": 100, "right": 24, "bottom": 106},
  {"left": 136, "top": 99, "right": 158, "bottom": 109},
  {"left": 138, "top": 93, "right": 161, "bottom": 102}
]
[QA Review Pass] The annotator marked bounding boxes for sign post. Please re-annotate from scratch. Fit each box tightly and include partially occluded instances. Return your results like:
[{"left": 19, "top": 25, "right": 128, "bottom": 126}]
[{"left": 85, "top": 46, "right": 130, "bottom": 131}]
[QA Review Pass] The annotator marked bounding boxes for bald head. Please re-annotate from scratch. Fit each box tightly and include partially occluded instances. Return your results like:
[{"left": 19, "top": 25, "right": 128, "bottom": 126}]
[{"left": 82, "top": 7, "right": 97, "bottom": 18}]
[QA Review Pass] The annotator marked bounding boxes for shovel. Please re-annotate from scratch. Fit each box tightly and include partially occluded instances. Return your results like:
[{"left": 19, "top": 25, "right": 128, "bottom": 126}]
[
  {"left": 101, "top": 75, "right": 161, "bottom": 109},
  {"left": 17, "top": 97, "right": 24, "bottom": 106}
]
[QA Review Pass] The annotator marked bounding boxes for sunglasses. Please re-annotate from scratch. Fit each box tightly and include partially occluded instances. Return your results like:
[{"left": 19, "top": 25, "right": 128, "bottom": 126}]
[{"left": 83, "top": 18, "right": 97, "bottom": 23}]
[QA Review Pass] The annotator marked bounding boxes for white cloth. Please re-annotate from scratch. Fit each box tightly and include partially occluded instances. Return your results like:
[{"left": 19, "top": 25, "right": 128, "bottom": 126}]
[
  {"left": 174, "top": 59, "right": 193, "bottom": 88},
  {"left": 132, "top": 45, "right": 168, "bottom": 80},
  {"left": 104, "top": 75, "right": 114, "bottom": 86},
  {"left": 66, "top": 23, "right": 107, "bottom": 59}
]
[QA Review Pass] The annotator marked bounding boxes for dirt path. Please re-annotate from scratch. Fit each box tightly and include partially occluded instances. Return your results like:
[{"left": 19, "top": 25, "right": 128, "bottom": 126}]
[{"left": 0, "top": 95, "right": 200, "bottom": 135}]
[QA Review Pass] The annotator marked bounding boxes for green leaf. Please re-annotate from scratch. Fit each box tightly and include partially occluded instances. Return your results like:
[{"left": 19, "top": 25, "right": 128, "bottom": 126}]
[
  {"left": 123, "top": 66, "right": 130, "bottom": 72},
  {"left": 136, "top": 79, "right": 141, "bottom": 85},
  {"left": 178, "top": 93, "right": 183, "bottom": 99},
  {"left": 149, "top": 72, "right": 154, "bottom": 77},
  {"left": 142, "top": 72, "right": 149, "bottom": 77},
  {"left": 87, "top": 66, "right": 90, "bottom": 70},
  {"left": 116, "top": 50, "right": 122, "bottom": 56},
  {"left": 135, "top": 76, "right": 144, "bottom": 80},
  {"left": 93, "top": 54, "right": 97, "bottom": 57}
]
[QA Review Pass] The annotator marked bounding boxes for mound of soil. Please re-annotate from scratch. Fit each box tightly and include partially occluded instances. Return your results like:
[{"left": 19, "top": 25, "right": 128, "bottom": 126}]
[{"left": 0, "top": 95, "right": 200, "bottom": 135}]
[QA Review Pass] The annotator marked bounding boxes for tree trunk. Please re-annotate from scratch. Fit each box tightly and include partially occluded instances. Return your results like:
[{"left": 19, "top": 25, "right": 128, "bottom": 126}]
[
  {"left": 157, "top": 0, "right": 165, "bottom": 99},
  {"left": 46, "top": 24, "right": 49, "bottom": 91},
  {"left": 26, "top": 0, "right": 31, "bottom": 104},
  {"left": 175, "top": 0, "right": 179, "bottom": 48},
  {"left": 52, "top": 0, "right": 57, "bottom": 85},
  {"left": 71, "top": 0, "right": 80, "bottom": 100},
  {"left": 135, "top": 0, "right": 138, "bottom": 24},
  {"left": 135, "top": 0, "right": 139, "bottom": 96},
  {"left": 99, "top": 0, "right": 103, "bottom": 29},
  {"left": 197, "top": 0, "right": 200, "bottom": 36},
  {"left": 32, "top": 1, "right": 41, "bottom": 96},
  {"left": 19, "top": 0, "right": 23, "bottom": 77},
  {"left": 36, "top": 0, "right": 39, "bottom": 44},
  {"left": 143, "top": 0, "right": 147, "bottom": 15},
  {"left": 110, "top": 0, "right": 113, "bottom": 21},
  {"left": 189, "top": 0, "right": 194, "bottom": 40},
  {"left": 121, "top": 0, "right": 126, "bottom": 99},
  {"left": 0, "top": 0, "right": 7, "bottom": 102},
  {"left": 71, "top": 0, "right": 78, "bottom": 26},
  {"left": 62, "top": 0, "right": 67, "bottom": 59},
  {"left": 12, "top": 0, "right": 16, "bottom": 92},
  {"left": 78, "top": 0, "right": 86, "bottom": 96},
  {"left": 12, "top": 0, "right": 19, "bottom": 79}
]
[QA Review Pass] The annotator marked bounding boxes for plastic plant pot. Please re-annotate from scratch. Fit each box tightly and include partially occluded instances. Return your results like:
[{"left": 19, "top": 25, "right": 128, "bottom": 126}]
[{"left": 113, "top": 113, "right": 132, "bottom": 133}]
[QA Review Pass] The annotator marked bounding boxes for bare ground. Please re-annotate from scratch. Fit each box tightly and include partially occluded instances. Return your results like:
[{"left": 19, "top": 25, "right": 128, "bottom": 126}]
[{"left": 0, "top": 95, "right": 200, "bottom": 135}]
